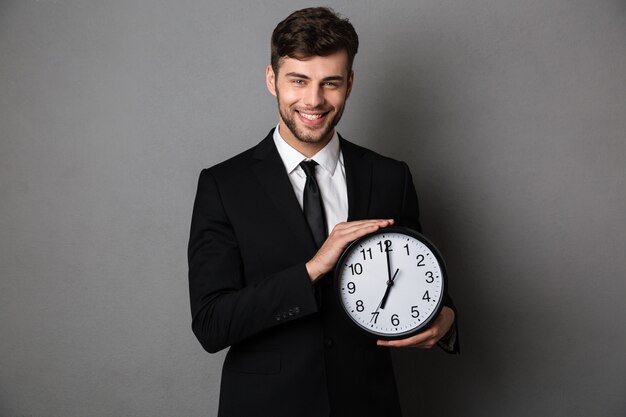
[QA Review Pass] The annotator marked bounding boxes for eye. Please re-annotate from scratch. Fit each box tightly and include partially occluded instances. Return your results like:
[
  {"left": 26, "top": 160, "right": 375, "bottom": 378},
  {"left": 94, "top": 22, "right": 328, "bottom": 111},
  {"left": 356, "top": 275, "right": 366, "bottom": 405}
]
[
  {"left": 292, "top": 79, "right": 305, "bottom": 85},
  {"left": 323, "top": 82, "right": 338, "bottom": 88}
]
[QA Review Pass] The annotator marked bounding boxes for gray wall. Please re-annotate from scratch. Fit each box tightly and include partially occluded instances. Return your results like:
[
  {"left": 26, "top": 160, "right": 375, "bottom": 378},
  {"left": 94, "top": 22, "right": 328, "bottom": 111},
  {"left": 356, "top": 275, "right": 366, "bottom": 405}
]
[{"left": 1, "top": 1, "right": 625, "bottom": 416}]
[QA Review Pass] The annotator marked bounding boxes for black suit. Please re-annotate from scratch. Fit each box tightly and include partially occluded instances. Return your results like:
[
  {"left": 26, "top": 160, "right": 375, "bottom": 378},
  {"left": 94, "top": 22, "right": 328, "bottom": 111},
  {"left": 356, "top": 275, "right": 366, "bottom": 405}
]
[{"left": 188, "top": 129, "right": 457, "bottom": 417}]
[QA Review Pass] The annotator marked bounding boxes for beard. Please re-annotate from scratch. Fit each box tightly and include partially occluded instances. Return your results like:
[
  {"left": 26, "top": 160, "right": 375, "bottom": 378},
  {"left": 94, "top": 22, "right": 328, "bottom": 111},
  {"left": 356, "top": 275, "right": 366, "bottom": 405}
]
[{"left": 276, "top": 90, "right": 346, "bottom": 145}]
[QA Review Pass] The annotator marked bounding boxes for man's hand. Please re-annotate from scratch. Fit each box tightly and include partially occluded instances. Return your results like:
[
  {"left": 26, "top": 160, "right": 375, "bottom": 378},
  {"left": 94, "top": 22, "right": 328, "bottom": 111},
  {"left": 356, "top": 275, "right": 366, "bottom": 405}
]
[
  {"left": 305, "top": 219, "right": 394, "bottom": 282},
  {"left": 376, "top": 306, "right": 455, "bottom": 349}
]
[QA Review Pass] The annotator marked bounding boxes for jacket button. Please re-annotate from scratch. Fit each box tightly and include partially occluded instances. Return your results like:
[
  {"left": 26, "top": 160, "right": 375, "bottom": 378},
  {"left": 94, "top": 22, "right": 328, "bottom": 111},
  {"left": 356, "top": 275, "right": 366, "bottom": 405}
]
[{"left": 324, "top": 338, "right": 333, "bottom": 348}]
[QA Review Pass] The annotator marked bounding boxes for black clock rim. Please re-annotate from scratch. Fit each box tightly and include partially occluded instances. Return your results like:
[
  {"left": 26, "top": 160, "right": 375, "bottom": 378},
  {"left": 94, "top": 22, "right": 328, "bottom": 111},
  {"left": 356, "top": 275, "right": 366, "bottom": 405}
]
[{"left": 333, "top": 226, "right": 448, "bottom": 341}]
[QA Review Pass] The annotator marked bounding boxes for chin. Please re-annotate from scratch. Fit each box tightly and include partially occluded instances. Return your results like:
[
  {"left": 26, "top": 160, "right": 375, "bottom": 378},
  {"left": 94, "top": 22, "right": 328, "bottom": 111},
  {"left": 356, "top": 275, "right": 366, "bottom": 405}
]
[
  {"left": 295, "top": 126, "right": 335, "bottom": 145},
  {"left": 284, "top": 116, "right": 334, "bottom": 144}
]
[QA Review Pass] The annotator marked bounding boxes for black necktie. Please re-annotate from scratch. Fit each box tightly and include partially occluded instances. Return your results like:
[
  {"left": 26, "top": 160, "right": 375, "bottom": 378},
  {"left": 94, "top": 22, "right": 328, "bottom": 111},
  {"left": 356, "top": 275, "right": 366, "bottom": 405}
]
[{"left": 299, "top": 160, "right": 327, "bottom": 248}]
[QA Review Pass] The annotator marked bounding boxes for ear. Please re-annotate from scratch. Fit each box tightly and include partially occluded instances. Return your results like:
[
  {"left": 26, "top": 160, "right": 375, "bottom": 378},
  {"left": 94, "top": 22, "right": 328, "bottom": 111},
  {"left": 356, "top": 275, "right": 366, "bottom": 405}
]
[
  {"left": 266, "top": 64, "right": 277, "bottom": 97},
  {"left": 346, "top": 70, "right": 354, "bottom": 99}
]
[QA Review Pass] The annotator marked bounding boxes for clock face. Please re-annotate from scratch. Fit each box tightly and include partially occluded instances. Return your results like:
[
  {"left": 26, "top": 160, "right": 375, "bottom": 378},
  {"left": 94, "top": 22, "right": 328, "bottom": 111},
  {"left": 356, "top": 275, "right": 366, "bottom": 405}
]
[{"left": 335, "top": 227, "right": 446, "bottom": 340}]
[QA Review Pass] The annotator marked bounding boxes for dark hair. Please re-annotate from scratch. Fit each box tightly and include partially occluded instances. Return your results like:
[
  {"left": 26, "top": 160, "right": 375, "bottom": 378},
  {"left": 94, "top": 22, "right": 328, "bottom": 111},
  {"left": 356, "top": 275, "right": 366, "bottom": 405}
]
[{"left": 271, "top": 7, "right": 359, "bottom": 75}]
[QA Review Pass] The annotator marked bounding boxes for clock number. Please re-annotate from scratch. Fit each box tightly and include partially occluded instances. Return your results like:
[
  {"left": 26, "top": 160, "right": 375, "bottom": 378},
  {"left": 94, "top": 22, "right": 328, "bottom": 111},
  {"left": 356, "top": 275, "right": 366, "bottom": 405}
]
[
  {"left": 391, "top": 314, "right": 400, "bottom": 326},
  {"left": 411, "top": 306, "right": 420, "bottom": 318},
  {"left": 347, "top": 282, "right": 356, "bottom": 294},
  {"left": 348, "top": 263, "right": 363, "bottom": 276},
  {"left": 370, "top": 311, "right": 379, "bottom": 323},
  {"left": 425, "top": 271, "right": 434, "bottom": 283},
  {"left": 356, "top": 300, "right": 364, "bottom": 312},
  {"left": 416, "top": 254, "right": 425, "bottom": 267},
  {"left": 377, "top": 240, "right": 392, "bottom": 253},
  {"left": 422, "top": 291, "right": 431, "bottom": 302},
  {"left": 359, "top": 248, "right": 373, "bottom": 260},
  {"left": 403, "top": 244, "right": 410, "bottom": 256}
]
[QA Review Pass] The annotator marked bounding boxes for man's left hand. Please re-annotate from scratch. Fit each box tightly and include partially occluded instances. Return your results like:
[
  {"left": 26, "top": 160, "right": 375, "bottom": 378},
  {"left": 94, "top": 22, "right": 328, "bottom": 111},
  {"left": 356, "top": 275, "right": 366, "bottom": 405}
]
[{"left": 376, "top": 306, "right": 455, "bottom": 348}]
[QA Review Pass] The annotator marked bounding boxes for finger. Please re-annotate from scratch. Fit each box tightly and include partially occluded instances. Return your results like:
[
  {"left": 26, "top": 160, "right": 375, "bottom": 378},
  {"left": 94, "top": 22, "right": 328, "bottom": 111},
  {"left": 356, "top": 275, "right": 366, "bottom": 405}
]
[
  {"left": 376, "top": 308, "right": 455, "bottom": 348},
  {"left": 340, "top": 222, "right": 388, "bottom": 241},
  {"left": 332, "top": 219, "right": 394, "bottom": 233},
  {"left": 377, "top": 337, "right": 437, "bottom": 348},
  {"left": 376, "top": 330, "right": 433, "bottom": 348},
  {"left": 331, "top": 219, "right": 394, "bottom": 241},
  {"left": 322, "top": 219, "right": 394, "bottom": 261}
]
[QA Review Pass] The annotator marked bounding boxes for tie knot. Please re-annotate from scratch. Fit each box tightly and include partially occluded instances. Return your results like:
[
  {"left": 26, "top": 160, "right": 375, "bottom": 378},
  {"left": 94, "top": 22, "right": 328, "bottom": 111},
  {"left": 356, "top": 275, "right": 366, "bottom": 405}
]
[{"left": 299, "top": 160, "right": 318, "bottom": 177}]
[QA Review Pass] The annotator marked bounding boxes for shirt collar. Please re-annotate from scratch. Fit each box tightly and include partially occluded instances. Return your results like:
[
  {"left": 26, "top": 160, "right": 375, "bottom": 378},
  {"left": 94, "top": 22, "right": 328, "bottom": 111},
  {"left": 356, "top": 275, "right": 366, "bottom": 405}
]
[{"left": 272, "top": 124, "right": 341, "bottom": 176}]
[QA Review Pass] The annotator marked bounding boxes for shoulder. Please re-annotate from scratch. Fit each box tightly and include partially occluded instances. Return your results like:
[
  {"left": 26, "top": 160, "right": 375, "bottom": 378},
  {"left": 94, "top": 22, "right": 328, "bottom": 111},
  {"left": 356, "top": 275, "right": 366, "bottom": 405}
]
[
  {"left": 199, "top": 129, "right": 275, "bottom": 181},
  {"left": 340, "top": 135, "right": 411, "bottom": 175}
]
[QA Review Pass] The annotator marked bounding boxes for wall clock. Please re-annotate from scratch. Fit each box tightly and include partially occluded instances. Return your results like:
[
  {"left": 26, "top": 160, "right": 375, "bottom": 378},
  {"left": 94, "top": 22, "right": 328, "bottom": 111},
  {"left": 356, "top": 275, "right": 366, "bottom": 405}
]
[{"left": 335, "top": 227, "right": 447, "bottom": 340}]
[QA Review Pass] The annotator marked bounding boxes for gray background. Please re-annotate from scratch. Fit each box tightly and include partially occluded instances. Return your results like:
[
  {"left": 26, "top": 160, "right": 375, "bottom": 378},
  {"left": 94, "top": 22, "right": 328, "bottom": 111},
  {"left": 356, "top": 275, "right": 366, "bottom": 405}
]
[{"left": 1, "top": 0, "right": 625, "bottom": 416}]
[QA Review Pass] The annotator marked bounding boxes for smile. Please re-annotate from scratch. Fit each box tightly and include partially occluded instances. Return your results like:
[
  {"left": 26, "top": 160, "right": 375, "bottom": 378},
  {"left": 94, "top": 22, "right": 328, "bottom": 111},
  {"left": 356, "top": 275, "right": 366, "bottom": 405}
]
[
  {"left": 300, "top": 112, "right": 324, "bottom": 120},
  {"left": 297, "top": 111, "right": 329, "bottom": 124}
]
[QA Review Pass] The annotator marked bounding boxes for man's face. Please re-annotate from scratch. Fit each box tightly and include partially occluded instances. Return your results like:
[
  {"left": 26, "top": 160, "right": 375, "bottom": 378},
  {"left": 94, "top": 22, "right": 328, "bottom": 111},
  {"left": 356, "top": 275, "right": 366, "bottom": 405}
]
[{"left": 266, "top": 50, "right": 353, "bottom": 153}]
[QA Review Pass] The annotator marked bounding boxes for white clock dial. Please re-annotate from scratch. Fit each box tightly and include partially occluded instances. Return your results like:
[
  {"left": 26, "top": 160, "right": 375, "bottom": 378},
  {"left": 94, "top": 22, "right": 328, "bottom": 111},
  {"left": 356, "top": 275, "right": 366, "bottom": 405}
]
[{"left": 335, "top": 227, "right": 446, "bottom": 339}]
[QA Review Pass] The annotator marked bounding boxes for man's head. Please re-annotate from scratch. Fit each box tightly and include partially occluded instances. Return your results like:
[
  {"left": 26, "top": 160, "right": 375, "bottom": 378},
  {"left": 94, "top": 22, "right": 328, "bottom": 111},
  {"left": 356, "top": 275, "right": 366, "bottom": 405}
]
[
  {"left": 270, "top": 7, "right": 359, "bottom": 76},
  {"left": 267, "top": 7, "right": 359, "bottom": 156}
]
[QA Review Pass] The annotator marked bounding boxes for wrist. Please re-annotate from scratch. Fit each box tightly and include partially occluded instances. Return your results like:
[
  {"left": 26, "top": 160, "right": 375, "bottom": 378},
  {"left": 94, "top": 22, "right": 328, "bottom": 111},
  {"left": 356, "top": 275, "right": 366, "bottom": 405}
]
[{"left": 305, "top": 260, "right": 325, "bottom": 283}]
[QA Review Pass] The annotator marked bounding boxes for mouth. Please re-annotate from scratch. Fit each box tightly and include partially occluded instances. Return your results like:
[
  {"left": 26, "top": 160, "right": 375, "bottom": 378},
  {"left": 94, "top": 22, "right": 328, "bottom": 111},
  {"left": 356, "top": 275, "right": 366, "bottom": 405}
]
[{"left": 296, "top": 110, "right": 329, "bottom": 125}]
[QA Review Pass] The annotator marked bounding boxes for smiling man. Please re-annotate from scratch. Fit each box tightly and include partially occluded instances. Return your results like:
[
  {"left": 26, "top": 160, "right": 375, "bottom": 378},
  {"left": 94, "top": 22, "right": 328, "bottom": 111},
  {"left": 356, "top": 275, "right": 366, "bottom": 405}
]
[{"left": 188, "top": 7, "right": 458, "bottom": 417}]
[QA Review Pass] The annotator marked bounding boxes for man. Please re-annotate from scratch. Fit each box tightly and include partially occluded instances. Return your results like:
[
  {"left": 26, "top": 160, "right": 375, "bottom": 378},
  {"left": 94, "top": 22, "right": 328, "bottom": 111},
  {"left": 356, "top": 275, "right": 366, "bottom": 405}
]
[{"left": 188, "top": 7, "right": 458, "bottom": 417}]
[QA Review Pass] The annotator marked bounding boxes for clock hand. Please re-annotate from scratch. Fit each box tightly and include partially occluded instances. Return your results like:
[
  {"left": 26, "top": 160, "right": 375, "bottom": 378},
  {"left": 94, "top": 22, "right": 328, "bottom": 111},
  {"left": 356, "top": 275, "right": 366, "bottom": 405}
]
[
  {"left": 385, "top": 240, "right": 392, "bottom": 282},
  {"left": 380, "top": 239, "right": 394, "bottom": 310},
  {"left": 378, "top": 268, "right": 399, "bottom": 311}
]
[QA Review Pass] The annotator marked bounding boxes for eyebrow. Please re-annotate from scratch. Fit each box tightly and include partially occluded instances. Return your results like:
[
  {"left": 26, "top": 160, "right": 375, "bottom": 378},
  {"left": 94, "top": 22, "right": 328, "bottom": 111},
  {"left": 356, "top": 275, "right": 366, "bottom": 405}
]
[{"left": 284, "top": 72, "right": 345, "bottom": 82}]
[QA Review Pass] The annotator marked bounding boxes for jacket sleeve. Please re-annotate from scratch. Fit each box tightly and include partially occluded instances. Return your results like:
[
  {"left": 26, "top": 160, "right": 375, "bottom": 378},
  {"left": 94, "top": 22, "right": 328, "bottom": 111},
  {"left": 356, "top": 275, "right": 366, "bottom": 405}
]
[
  {"left": 187, "top": 169, "right": 319, "bottom": 353},
  {"left": 400, "top": 162, "right": 460, "bottom": 354}
]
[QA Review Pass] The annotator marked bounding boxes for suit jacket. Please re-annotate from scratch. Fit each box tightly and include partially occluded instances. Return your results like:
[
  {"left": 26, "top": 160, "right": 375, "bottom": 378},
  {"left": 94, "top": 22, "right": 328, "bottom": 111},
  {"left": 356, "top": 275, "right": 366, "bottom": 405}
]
[{"left": 188, "top": 129, "right": 458, "bottom": 417}]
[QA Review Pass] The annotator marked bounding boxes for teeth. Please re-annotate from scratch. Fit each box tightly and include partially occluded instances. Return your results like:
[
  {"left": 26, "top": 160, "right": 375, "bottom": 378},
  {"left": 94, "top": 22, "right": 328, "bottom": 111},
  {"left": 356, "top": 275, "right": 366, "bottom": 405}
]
[{"left": 300, "top": 112, "right": 324, "bottom": 120}]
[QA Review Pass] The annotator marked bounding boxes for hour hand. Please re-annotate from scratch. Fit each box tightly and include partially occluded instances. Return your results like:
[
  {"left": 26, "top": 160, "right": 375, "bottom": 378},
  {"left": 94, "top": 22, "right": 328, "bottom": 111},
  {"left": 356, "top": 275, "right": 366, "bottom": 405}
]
[{"left": 378, "top": 268, "right": 399, "bottom": 310}]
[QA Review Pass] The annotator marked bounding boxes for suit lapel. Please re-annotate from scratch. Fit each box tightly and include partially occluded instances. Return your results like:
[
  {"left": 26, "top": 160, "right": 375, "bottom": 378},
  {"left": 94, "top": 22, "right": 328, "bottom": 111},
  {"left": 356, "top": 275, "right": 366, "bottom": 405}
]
[
  {"left": 250, "top": 132, "right": 372, "bottom": 253},
  {"left": 251, "top": 132, "right": 318, "bottom": 254},
  {"left": 340, "top": 137, "right": 372, "bottom": 221}
]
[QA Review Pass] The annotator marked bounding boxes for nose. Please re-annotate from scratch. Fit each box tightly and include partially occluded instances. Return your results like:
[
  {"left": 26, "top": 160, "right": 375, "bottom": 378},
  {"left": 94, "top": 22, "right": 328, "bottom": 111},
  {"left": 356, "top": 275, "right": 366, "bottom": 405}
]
[{"left": 303, "top": 84, "right": 325, "bottom": 108}]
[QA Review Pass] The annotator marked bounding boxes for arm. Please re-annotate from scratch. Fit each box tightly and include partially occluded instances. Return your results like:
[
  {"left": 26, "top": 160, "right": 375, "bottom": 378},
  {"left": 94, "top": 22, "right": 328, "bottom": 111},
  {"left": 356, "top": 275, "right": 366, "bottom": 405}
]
[
  {"left": 188, "top": 169, "right": 319, "bottom": 353},
  {"left": 188, "top": 169, "right": 394, "bottom": 353}
]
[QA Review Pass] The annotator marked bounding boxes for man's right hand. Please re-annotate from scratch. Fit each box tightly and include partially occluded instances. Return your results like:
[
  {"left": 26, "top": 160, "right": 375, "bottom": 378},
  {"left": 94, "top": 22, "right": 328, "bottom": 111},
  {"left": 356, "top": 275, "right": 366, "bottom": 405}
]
[{"left": 305, "top": 219, "right": 394, "bottom": 282}]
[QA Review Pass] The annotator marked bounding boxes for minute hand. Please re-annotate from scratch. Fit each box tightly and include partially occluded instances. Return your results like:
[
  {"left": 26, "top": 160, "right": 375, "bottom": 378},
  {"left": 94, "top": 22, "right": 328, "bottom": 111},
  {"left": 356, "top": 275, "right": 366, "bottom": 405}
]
[{"left": 385, "top": 242, "right": 393, "bottom": 281}]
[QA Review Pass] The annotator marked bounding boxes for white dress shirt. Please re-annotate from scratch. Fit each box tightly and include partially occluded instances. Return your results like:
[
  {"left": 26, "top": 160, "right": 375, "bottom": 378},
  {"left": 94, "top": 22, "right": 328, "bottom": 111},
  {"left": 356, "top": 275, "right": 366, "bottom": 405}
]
[{"left": 273, "top": 125, "right": 349, "bottom": 234}]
